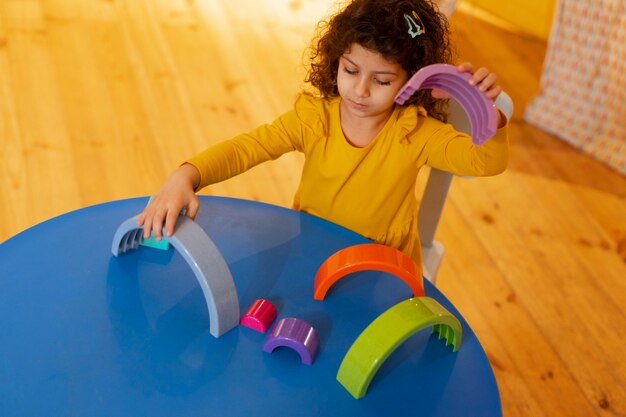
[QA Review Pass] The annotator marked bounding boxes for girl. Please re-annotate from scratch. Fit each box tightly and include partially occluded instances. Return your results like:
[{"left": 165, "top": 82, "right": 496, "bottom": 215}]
[{"left": 137, "top": 0, "right": 508, "bottom": 267}]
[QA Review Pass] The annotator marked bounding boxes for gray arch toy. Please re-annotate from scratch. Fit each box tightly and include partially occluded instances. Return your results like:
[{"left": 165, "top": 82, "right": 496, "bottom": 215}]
[{"left": 111, "top": 216, "right": 240, "bottom": 338}]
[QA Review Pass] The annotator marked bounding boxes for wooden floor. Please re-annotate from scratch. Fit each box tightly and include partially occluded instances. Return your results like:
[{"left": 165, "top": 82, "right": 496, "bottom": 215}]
[{"left": 1, "top": 1, "right": 624, "bottom": 416}]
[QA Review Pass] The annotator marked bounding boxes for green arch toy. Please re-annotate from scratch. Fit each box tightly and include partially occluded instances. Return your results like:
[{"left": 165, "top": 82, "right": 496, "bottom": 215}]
[{"left": 336, "top": 297, "right": 462, "bottom": 399}]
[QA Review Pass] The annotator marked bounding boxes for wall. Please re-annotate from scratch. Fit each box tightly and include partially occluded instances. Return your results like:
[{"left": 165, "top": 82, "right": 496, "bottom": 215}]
[{"left": 458, "top": 0, "right": 557, "bottom": 39}]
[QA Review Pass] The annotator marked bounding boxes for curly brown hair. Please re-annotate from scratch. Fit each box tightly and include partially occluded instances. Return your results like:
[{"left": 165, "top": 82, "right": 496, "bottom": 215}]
[{"left": 305, "top": 0, "right": 456, "bottom": 121}]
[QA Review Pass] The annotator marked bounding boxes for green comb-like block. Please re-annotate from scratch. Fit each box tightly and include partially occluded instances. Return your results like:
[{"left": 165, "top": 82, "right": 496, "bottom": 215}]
[
  {"left": 336, "top": 296, "right": 462, "bottom": 399},
  {"left": 140, "top": 233, "right": 171, "bottom": 250}
]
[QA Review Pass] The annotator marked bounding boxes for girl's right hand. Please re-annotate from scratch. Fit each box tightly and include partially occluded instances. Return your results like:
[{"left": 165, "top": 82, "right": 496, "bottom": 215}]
[{"left": 136, "top": 163, "right": 202, "bottom": 241}]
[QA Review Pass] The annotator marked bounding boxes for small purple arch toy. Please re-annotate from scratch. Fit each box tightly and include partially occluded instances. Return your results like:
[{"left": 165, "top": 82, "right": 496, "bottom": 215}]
[
  {"left": 394, "top": 63, "right": 498, "bottom": 145},
  {"left": 262, "top": 318, "right": 320, "bottom": 365}
]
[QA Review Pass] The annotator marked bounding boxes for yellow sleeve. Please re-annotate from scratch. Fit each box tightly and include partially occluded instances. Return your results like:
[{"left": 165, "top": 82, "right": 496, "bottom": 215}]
[
  {"left": 186, "top": 94, "right": 325, "bottom": 190},
  {"left": 418, "top": 117, "right": 509, "bottom": 177}
]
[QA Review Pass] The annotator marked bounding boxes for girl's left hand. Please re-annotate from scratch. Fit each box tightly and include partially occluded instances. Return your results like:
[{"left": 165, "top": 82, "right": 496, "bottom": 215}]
[
  {"left": 457, "top": 62, "right": 502, "bottom": 101},
  {"left": 431, "top": 62, "right": 502, "bottom": 101},
  {"left": 431, "top": 62, "right": 505, "bottom": 127}
]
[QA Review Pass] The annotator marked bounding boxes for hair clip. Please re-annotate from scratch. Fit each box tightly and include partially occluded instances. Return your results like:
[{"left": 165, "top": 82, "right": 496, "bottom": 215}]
[{"left": 404, "top": 11, "right": 425, "bottom": 38}]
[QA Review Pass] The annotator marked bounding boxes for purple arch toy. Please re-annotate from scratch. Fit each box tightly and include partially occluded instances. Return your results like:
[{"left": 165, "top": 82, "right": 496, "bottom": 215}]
[
  {"left": 394, "top": 63, "right": 498, "bottom": 145},
  {"left": 262, "top": 318, "right": 320, "bottom": 365}
]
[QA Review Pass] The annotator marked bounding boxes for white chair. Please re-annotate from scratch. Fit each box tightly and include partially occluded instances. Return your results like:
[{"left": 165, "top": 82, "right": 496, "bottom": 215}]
[{"left": 419, "top": 92, "right": 514, "bottom": 283}]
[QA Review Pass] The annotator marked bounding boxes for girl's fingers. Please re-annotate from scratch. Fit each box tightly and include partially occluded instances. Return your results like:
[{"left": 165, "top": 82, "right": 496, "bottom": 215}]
[
  {"left": 151, "top": 206, "right": 167, "bottom": 240},
  {"left": 486, "top": 85, "right": 502, "bottom": 100},
  {"left": 457, "top": 62, "right": 473, "bottom": 73},
  {"left": 469, "top": 67, "right": 489, "bottom": 86},
  {"left": 140, "top": 202, "right": 158, "bottom": 238},
  {"left": 431, "top": 88, "right": 449, "bottom": 99},
  {"left": 164, "top": 208, "right": 180, "bottom": 237},
  {"left": 477, "top": 73, "right": 497, "bottom": 91},
  {"left": 186, "top": 199, "right": 200, "bottom": 221},
  {"left": 151, "top": 218, "right": 163, "bottom": 240},
  {"left": 142, "top": 215, "right": 153, "bottom": 239}
]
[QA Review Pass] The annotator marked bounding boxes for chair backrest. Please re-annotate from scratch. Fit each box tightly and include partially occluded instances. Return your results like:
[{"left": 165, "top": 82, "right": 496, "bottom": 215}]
[{"left": 418, "top": 92, "right": 513, "bottom": 282}]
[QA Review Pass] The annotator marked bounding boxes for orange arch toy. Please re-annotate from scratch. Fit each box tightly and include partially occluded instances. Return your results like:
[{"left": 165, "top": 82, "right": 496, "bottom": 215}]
[{"left": 313, "top": 244, "right": 424, "bottom": 300}]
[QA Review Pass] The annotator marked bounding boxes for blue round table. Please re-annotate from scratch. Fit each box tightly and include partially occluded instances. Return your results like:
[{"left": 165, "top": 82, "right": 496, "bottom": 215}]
[{"left": 0, "top": 196, "right": 501, "bottom": 416}]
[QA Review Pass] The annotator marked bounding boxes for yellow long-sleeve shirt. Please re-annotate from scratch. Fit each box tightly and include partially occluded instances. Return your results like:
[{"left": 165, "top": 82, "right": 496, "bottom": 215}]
[{"left": 187, "top": 94, "right": 509, "bottom": 265}]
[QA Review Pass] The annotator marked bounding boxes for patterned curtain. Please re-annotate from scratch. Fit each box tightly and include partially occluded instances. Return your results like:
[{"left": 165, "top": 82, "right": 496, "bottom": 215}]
[{"left": 524, "top": 0, "right": 626, "bottom": 175}]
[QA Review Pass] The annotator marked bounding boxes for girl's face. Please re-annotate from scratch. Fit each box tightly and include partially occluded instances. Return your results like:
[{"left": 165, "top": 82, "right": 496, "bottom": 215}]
[{"left": 336, "top": 43, "right": 408, "bottom": 120}]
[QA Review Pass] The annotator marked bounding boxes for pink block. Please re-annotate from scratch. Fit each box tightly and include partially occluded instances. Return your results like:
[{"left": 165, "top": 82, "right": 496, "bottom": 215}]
[{"left": 239, "top": 299, "right": 277, "bottom": 333}]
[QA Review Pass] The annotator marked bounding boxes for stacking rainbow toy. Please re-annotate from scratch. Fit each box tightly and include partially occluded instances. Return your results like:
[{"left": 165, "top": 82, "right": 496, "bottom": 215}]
[
  {"left": 111, "top": 215, "right": 240, "bottom": 338},
  {"left": 336, "top": 297, "right": 462, "bottom": 399},
  {"left": 394, "top": 63, "right": 498, "bottom": 145}
]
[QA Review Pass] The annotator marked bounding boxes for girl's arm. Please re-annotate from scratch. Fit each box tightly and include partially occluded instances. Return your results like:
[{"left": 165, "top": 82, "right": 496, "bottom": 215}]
[
  {"left": 135, "top": 97, "right": 313, "bottom": 240},
  {"left": 423, "top": 63, "right": 509, "bottom": 176},
  {"left": 136, "top": 124, "right": 297, "bottom": 241}
]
